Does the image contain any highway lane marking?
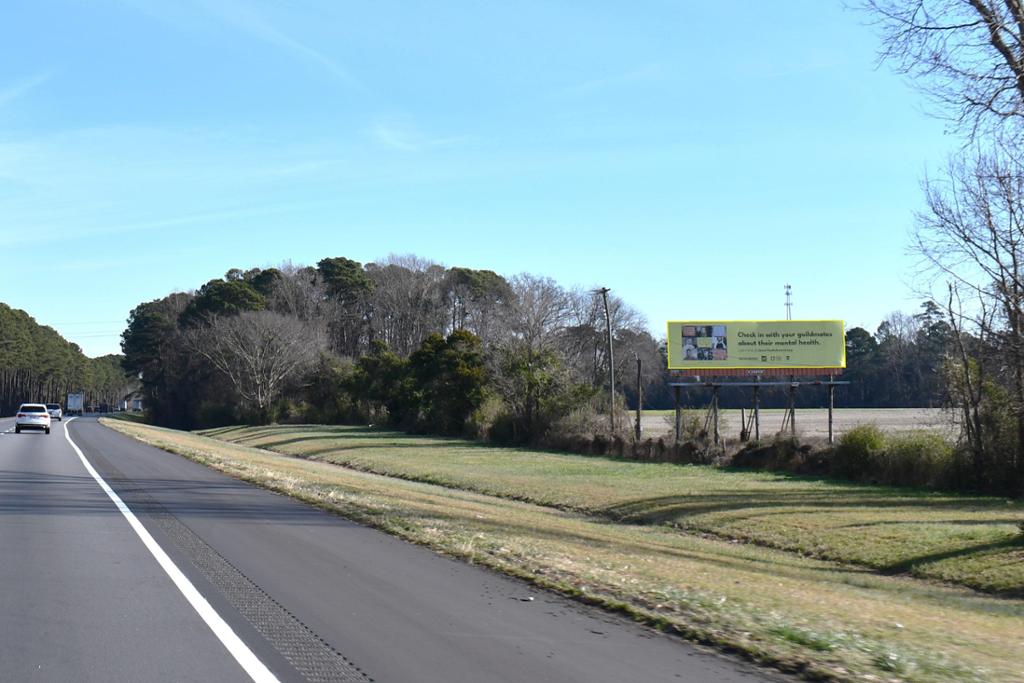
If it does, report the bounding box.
[62,418,279,683]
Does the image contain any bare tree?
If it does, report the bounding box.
[365,254,447,357]
[186,311,323,418]
[859,0,1024,139]
[557,286,647,387]
[268,262,330,322]
[945,284,997,479]
[915,149,1024,487]
[507,274,571,353]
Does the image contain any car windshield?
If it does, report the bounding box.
[46,404,60,409]
[20,405,46,413]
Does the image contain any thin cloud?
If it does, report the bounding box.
[199,0,358,86]
[372,123,420,151]
[371,119,468,152]
[0,200,309,248]
[0,72,53,109]
[117,0,358,86]
[559,63,664,98]
[38,258,137,273]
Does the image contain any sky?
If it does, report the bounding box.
[0,0,953,357]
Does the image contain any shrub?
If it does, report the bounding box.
[490,346,600,444]
[880,431,955,488]
[466,394,505,441]
[547,404,606,443]
[830,425,957,489]
[833,424,885,480]
[660,410,705,442]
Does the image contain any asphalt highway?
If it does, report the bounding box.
[0,416,784,682]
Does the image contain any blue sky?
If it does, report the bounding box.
[0,1,950,357]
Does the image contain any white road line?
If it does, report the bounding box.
[62,418,279,683]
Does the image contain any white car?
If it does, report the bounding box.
[15,404,51,434]
[46,403,63,421]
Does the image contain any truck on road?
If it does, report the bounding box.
[66,393,85,416]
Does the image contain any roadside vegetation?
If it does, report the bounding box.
[119,260,1017,493]
[201,423,1024,596]
[105,418,1024,683]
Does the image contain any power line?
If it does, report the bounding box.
[49,321,124,327]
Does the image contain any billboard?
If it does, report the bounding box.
[666,320,845,370]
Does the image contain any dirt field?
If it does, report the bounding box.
[641,407,958,441]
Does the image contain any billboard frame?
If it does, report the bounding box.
[666,319,846,374]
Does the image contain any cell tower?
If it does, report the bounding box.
[784,284,792,320]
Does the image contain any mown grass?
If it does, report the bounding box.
[105,419,1024,683]
[200,424,1024,595]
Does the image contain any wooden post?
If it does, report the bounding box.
[634,355,642,441]
[788,378,797,437]
[754,379,760,442]
[712,385,720,445]
[598,288,615,432]
[828,374,835,445]
[673,385,682,444]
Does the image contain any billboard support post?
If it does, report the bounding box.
[785,381,797,436]
[669,380,849,444]
[753,379,761,441]
[712,386,720,445]
[635,355,642,441]
[828,374,835,444]
[673,385,681,444]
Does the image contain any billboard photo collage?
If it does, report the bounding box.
[681,324,727,361]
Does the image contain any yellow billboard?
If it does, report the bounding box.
[666,320,845,370]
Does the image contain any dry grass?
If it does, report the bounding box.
[105,419,1024,683]
[640,408,957,440]
[201,424,1024,595]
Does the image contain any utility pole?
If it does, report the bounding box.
[785,284,793,320]
[597,287,615,432]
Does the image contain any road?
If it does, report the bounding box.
[0,416,783,682]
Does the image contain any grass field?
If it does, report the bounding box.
[201,424,1024,595]
[103,419,1024,683]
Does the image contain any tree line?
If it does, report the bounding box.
[0,303,128,415]
[120,256,960,443]
[120,257,664,438]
